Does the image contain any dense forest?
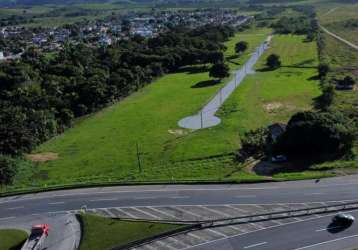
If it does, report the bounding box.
[0,25,233,165]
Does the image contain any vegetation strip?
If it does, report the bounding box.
[77,213,191,250]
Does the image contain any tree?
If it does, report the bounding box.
[341,76,355,87]
[318,63,329,78]
[237,127,269,161]
[209,63,230,80]
[0,155,17,187]
[266,54,281,69]
[235,41,248,54]
[274,111,354,159]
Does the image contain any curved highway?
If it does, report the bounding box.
[1,175,358,249]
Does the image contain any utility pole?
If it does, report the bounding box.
[136,142,142,173]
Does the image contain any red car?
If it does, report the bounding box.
[30,224,49,239]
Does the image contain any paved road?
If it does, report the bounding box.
[2,175,358,249]
[178,36,272,129]
[0,213,80,250]
[319,24,358,50]
[2,175,358,218]
[190,210,358,250]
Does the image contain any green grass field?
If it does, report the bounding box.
[0,229,28,250]
[78,213,185,250]
[7,29,325,190]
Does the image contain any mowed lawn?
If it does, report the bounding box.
[22,28,270,187]
[78,214,185,250]
[0,229,28,250]
[169,35,321,161]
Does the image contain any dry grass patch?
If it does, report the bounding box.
[26,152,59,162]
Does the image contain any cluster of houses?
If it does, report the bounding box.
[0,9,250,60]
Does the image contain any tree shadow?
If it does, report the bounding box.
[191,79,220,88]
[227,59,241,66]
[256,67,278,72]
[227,54,239,60]
[307,75,320,81]
[177,65,208,74]
[326,221,352,234]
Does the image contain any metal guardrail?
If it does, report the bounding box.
[201,201,358,228]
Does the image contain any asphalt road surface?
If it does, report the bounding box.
[190,210,358,250]
[2,175,358,249]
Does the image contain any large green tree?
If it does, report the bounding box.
[275,111,354,158]
[209,63,230,80]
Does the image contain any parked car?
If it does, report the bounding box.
[271,155,287,163]
[332,213,355,225]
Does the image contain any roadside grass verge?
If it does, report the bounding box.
[77,213,187,250]
[0,229,28,250]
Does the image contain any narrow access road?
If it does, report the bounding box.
[319,24,358,50]
[178,35,272,129]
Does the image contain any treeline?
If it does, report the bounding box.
[271,6,317,40]
[0,25,233,159]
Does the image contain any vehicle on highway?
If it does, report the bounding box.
[21,224,49,250]
[332,213,355,225]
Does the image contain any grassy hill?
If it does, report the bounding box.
[4,28,328,192]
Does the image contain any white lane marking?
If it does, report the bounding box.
[117,208,137,218]
[133,196,156,200]
[226,205,249,214]
[89,198,117,202]
[167,236,190,247]
[244,242,267,249]
[174,206,203,219]
[0,216,16,220]
[7,206,24,210]
[206,228,228,238]
[155,239,177,250]
[147,207,178,219]
[169,196,190,199]
[199,205,232,217]
[236,195,257,198]
[304,193,323,196]
[250,223,265,230]
[315,225,342,232]
[188,232,206,241]
[293,234,358,250]
[131,207,161,219]
[31,213,41,216]
[100,209,116,217]
[48,202,65,205]
[181,209,358,250]
[0,186,280,204]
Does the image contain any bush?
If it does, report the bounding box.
[237,127,270,161]
[266,54,281,69]
[0,155,18,186]
[274,111,354,159]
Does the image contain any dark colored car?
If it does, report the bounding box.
[332,213,355,225]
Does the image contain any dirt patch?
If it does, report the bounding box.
[26,152,59,162]
[168,129,189,136]
[263,102,283,112]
